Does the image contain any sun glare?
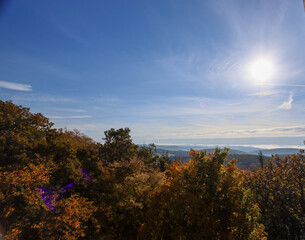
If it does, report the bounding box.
[249,57,275,83]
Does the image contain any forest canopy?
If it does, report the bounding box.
[0,100,305,239]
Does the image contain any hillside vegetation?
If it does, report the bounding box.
[156,148,264,170]
[1,100,305,239]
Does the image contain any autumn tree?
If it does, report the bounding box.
[0,101,98,239]
[0,164,96,240]
[246,153,305,239]
[0,101,170,239]
[85,137,167,238]
[139,148,266,240]
[0,101,272,240]
[88,156,165,239]
[0,100,54,168]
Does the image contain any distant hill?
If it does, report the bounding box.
[155,145,263,153]
[251,148,302,156]
[227,154,270,170]
[153,145,304,170]
[155,147,276,170]
[154,145,190,151]
[155,145,304,155]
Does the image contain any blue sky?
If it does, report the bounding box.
[1,0,305,146]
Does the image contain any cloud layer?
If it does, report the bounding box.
[0,81,32,91]
[48,116,92,119]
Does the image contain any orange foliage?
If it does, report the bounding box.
[140,148,266,240]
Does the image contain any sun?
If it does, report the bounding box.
[249,57,275,83]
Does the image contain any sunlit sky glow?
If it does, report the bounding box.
[0,0,305,146]
[249,57,275,83]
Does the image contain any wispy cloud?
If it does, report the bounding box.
[10,94,74,103]
[48,115,92,119]
[135,124,305,140]
[261,83,305,88]
[251,90,285,96]
[52,107,86,113]
[46,13,90,48]
[208,53,242,78]
[0,80,32,91]
[212,125,305,136]
[278,95,293,110]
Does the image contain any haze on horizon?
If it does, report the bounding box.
[0,0,305,146]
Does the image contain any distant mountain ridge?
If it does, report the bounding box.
[250,148,302,156]
[150,145,304,170]
[153,145,304,156]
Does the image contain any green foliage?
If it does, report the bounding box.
[157,153,171,172]
[100,129,170,171]
[100,127,138,163]
[137,143,159,166]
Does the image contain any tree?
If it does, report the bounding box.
[137,143,159,167]
[157,152,171,172]
[86,156,165,239]
[139,148,266,239]
[100,128,138,163]
[246,153,305,239]
[0,101,98,239]
[0,163,51,239]
[257,151,264,168]
[0,100,54,168]
[1,101,271,239]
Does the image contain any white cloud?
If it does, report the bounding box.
[131,124,305,141]
[52,107,85,113]
[251,90,284,96]
[0,80,32,91]
[48,115,92,119]
[208,125,305,136]
[261,83,305,88]
[278,95,293,110]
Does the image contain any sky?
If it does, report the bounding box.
[0,0,305,146]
